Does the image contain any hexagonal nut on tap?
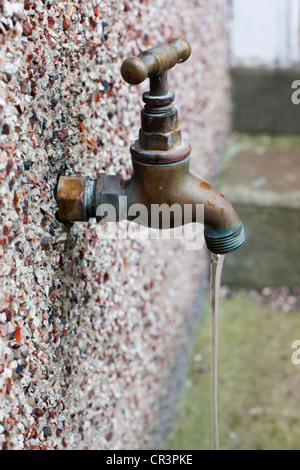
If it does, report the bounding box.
[55,176,95,222]
[139,128,182,151]
[94,174,124,224]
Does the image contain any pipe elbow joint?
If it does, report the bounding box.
[120,159,245,255]
[188,174,245,254]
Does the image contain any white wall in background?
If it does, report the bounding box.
[229,0,300,67]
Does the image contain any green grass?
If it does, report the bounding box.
[168,295,300,450]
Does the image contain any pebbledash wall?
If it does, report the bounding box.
[0,0,230,450]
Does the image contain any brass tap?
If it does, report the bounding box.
[55,38,245,254]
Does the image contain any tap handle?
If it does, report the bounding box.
[121,38,191,85]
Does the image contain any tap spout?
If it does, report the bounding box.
[122,155,245,254]
[184,170,245,254]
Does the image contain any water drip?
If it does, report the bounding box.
[210,253,226,450]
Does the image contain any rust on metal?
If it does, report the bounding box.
[56,176,88,222]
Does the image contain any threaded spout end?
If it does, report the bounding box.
[205,225,246,255]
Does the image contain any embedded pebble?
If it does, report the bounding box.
[0,0,230,450]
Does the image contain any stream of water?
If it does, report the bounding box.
[210,253,226,451]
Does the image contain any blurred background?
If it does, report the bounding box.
[169,0,300,450]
